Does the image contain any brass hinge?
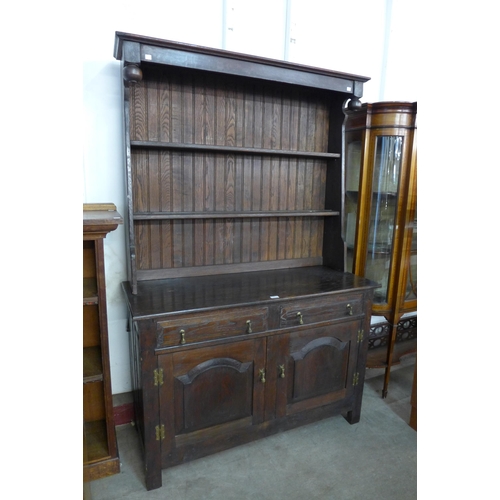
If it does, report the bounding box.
[353,372,360,386]
[155,424,165,441]
[357,330,364,343]
[154,368,164,386]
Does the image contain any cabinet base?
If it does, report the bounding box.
[144,398,362,491]
[83,456,120,482]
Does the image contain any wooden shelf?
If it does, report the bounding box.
[84,347,103,383]
[84,419,121,482]
[133,210,339,220]
[84,420,109,463]
[366,338,417,369]
[83,278,98,303]
[130,140,340,159]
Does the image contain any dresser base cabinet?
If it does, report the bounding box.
[123,267,376,490]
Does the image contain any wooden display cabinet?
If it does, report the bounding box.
[343,101,417,397]
[114,32,378,491]
[83,203,122,482]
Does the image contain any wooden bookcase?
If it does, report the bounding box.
[114,32,378,490]
[83,204,122,482]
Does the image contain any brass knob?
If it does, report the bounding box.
[259,368,266,383]
[279,364,285,378]
[297,312,303,325]
[346,304,353,316]
[246,320,252,334]
[180,329,186,344]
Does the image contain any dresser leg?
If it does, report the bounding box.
[343,400,362,424]
[145,468,162,491]
[344,410,360,424]
[143,428,162,490]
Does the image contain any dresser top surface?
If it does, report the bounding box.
[123,266,378,320]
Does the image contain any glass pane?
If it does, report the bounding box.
[344,140,362,273]
[405,209,417,301]
[365,136,403,304]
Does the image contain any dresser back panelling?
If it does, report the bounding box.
[128,66,332,278]
[131,152,327,213]
[129,67,330,150]
[133,216,325,272]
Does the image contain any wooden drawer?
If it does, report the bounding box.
[279,293,364,328]
[157,306,269,348]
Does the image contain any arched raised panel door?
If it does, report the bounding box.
[158,338,266,466]
[291,336,349,401]
[175,357,254,433]
[275,321,361,418]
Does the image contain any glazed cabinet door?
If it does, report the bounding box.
[270,320,362,419]
[157,338,266,466]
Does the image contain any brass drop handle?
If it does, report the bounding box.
[297,312,303,325]
[246,320,252,334]
[259,368,266,383]
[279,364,285,378]
[346,304,353,316]
[180,329,186,344]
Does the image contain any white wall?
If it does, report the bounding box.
[83,0,226,395]
[82,0,418,395]
[380,0,417,101]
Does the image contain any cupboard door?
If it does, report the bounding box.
[273,321,361,418]
[158,338,266,459]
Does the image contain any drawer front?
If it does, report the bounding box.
[157,306,269,348]
[279,293,364,328]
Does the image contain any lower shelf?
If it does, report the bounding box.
[84,420,109,462]
[366,338,417,369]
[83,420,120,482]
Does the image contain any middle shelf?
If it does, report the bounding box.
[84,346,104,383]
[131,141,340,159]
[133,210,339,220]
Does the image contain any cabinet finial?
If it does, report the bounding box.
[123,63,143,84]
[347,98,362,111]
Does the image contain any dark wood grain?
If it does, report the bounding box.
[123,266,376,319]
[171,339,266,432]
[130,73,336,156]
[131,140,331,275]
[115,33,375,491]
